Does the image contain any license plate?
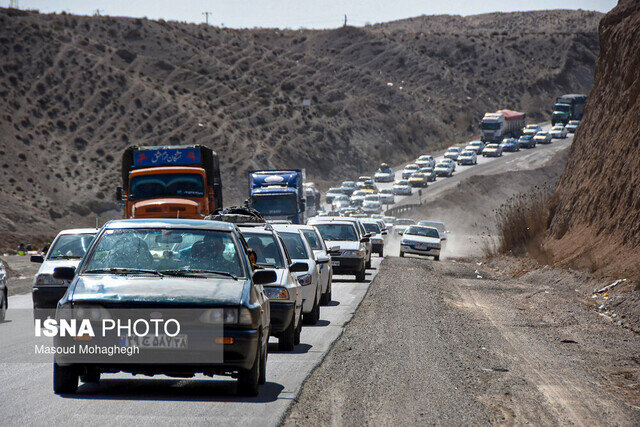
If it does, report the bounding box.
[121,334,188,349]
[331,260,340,267]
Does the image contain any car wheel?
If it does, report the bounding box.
[379,248,384,257]
[53,362,78,394]
[237,342,261,396]
[278,312,296,351]
[303,297,320,325]
[0,291,6,322]
[81,368,100,383]
[399,251,404,258]
[320,281,332,305]
[355,266,366,282]
[434,255,440,261]
[294,311,302,345]
[258,340,267,385]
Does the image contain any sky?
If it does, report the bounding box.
[8,0,617,28]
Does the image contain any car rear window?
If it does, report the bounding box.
[279,232,309,260]
[302,230,323,251]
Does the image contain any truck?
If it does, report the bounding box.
[480,110,526,143]
[248,169,306,224]
[116,145,223,219]
[303,182,322,218]
[551,94,587,125]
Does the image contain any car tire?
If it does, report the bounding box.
[303,297,320,325]
[294,311,302,345]
[53,362,78,394]
[434,255,440,261]
[278,312,296,351]
[378,248,384,257]
[0,291,6,322]
[355,266,366,282]
[320,281,332,305]
[258,341,267,385]
[237,342,261,396]
[399,251,404,258]
[81,369,100,383]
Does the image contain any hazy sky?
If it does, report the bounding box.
[11,1,617,28]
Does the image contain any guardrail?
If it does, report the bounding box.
[385,203,422,216]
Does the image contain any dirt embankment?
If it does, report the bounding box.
[0,8,601,249]
[547,0,640,281]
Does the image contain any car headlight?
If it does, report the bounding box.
[200,308,252,325]
[35,274,65,286]
[342,250,365,257]
[73,305,112,321]
[297,274,313,286]
[264,287,290,300]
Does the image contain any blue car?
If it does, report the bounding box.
[500,138,520,152]
[517,134,536,149]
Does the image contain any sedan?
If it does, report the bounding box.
[400,225,442,260]
[465,141,485,155]
[340,181,357,196]
[444,147,462,161]
[408,172,429,187]
[325,188,344,204]
[362,200,383,215]
[356,176,373,188]
[483,143,503,157]
[401,164,420,179]
[419,166,437,181]
[378,188,395,205]
[500,138,520,152]
[415,155,436,168]
[350,190,367,206]
[374,164,395,183]
[434,162,454,177]
[533,131,552,144]
[549,125,568,139]
[565,120,580,133]
[393,180,412,195]
[457,150,477,165]
[518,134,536,149]
[524,124,542,133]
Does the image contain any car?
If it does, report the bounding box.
[356,176,373,188]
[524,124,542,133]
[308,219,368,281]
[565,120,580,133]
[371,214,385,220]
[457,150,478,165]
[51,218,273,396]
[331,194,350,211]
[549,125,568,139]
[383,216,397,230]
[517,134,536,149]
[415,155,436,168]
[362,200,383,215]
[374,163,395,183]
[364,194,381,203]
[465,141,485,155]
[362,219,385,257]
[483,143,503,157]
[400,225,442,260]
[325,188,344,204]
[434,161,454,177]
[533,131,552,144]
[500,138,520,152]
[408,172,429,187]
[350,190,367,206]
[0,260,7,321]
[240,225,304,351]
[419,166,437,181]
[401,164,420,179]
[378,188,395,205]
[340,181,357,196]
[272,225,323,326]
[31,228,98,319]
[339,206,361,217]
[394,218,415,235]
[361,185,378,194]
[440,158,456,171]
[289,224,337,306]
[416,220,448,250]
[444,147,462,161]
[393,179,412,195]
[312,216,372,268]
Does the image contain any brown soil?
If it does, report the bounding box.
[547,0,640,281]
[0,8,601,249]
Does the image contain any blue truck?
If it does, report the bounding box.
[248,169,306,224]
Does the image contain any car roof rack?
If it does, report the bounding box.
[206,205,272,230]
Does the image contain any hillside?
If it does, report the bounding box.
[0,8,601,248]
[547,0,640,280]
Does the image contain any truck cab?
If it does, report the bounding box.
[249,170,306,224]
[480,113,505,143]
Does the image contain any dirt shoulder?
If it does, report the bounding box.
[282,257,640,425]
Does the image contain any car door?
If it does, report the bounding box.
[238,231,270,333]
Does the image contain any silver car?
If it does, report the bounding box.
[444,147,462,161]
[533,131,552,144]
[362,219,385,257]
[401,164,420,179]
[465,141,485,155]
[434,161,454,177]
[457,150,477,165]
[378,188,395,205]
[482,143,503,157]
[393,179,412,195]
[565,120,580,133]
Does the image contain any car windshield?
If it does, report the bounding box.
[243,232,284,268]
[447,148,459,153]
[555,104,571,112]
[315,223,358,241]
[481,122,501,130]
[279,232,309,260]
[252,194,298,216]
[130,173,204,200]
[82,228,244,277]
[363,223,381,234]
[381,189,393,194]
[342,182,355,187]
[405,226,440,238]
[48,233,96,260]
[397,219,414,225]
[377,167,391,173]
[302,230,323,251]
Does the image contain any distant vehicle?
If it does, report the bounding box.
[331,194,350,211]
[533,131,552,144]
[325,188,344,204]
[360,181,378,193]
[401,164,420,179]
[483,143,503,157]
[549,125,568,139]
[362,200,383,215]
[362,220,385,257]
[440,158,456,171]
[419,166,437,181]
[565,120,580,133]
[408,172,429,187]
[434,162,454,177]
[394,218,415,235]
[364,194,381,203]
[393,180,412,195]
[340,206,362,216]
[31,228,98,319]
[400,225,442,260]
[340,181,357,196]
[518,134,536,149]
[374,163,395,183]
[378,188,395,205]
[480,110,526,143]
[308,219,368,281]
[552,94,587,125]
[415,155,436,168]
[356,176,373,188]
[383,216,397,229]
[0,259,7,322]
[249,169,306,224]
[500,138,520,152]
[457,150,478,165]
[465,141,485,155]
[350,190,368,206]
[524,124,542,133]
[304,182,322,218]
[444,147,462,161]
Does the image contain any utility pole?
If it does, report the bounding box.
[344,14,347,27]
[202,11,212,25]
[93,9,102,16]
[9,0,19,8]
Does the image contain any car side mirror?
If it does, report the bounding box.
[253,269,277,285]
[316,255,330,264]
[289,262,308,273]
[53,266,76,282]
[382,230,387,235]
[31,255,44,263]
[360,237,370,243]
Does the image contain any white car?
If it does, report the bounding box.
[350,190,367,206]
[362,200,383,215]
[400,225,442,260]
[31,228,98,318]
[434,161,454,177]
[297,225,337,306]
[362,219,385,257]
[393,179,412,195]
[444,147,462,161]
[465,141,485,155]
[331,194,350,211]
[394,218,415,235]
[482,143,503,157]
[308,219,368,281]
[533,131,552,144]
[457,150,477,165]
[417,220,448,250]
[415,155,436,168]
[549,125,568,139]
[524,124,542,133]
[272,224,323,325]
[565,120,580,133]
[374,165,395,183]
[440,158,456,171]
[378,188,395,205]
[401,164,420,179]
